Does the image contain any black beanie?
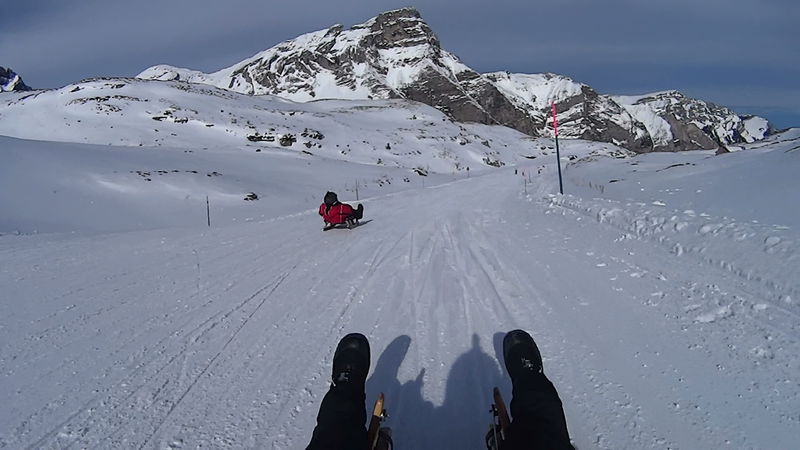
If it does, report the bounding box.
[324,191,338,206]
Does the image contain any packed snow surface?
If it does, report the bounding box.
[1,111,799,448]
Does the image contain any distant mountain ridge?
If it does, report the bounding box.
[137,8,772,152]
[1,66,31,92]
[614,91,771,151]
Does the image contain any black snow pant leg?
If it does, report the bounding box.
[306,385,369,450]
[503,373,573,450]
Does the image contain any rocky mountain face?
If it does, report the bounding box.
[485,72,653,152]
[140,9,539,137]
[614,91,772,151]
[138,8,771,153]
[1,67,31,92]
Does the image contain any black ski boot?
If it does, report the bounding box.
[499,330,575,450]
[332,333,371,392]
[503,329,543,388]
[306,334,372,450]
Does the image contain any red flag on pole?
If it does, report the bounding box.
[551,102,558,137]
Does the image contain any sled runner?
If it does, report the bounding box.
[486,387,510,450]
[367,393,393,450]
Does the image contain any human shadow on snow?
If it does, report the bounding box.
[365,333,512,449]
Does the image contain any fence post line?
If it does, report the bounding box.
[206,196,211,227]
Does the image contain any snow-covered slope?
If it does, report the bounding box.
[486,72,584,112]
[563,128,800,226]
[0,134,457,234]
[1,131,798,448]
[0,76,572,176]
[0,76,632,234]
[0,134,627,235]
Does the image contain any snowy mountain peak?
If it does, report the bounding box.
[138,9,452,101]
[135,9,773,153]
[136,9,537,134]
[0,66,32,92]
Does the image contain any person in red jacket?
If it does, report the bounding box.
[319,191,363,229]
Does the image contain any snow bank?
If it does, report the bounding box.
[546,194,799,314]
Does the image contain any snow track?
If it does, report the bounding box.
[1,170,798,449]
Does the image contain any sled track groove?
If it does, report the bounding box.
[137,267,295,449]
[462,220,517,326]
[266,234,409,444]
[23,266,294,450]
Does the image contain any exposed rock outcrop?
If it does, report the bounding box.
[1,66,32,92]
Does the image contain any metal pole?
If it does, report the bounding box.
[552,102,564,195]
[555,135,563,195]
[206,196,211,227]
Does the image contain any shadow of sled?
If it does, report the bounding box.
[365,334,507,449]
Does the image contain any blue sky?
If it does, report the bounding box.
[2,0,798,128]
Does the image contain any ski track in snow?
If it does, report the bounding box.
[1,171,799,449]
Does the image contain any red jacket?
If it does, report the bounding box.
[319,202,355,224]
